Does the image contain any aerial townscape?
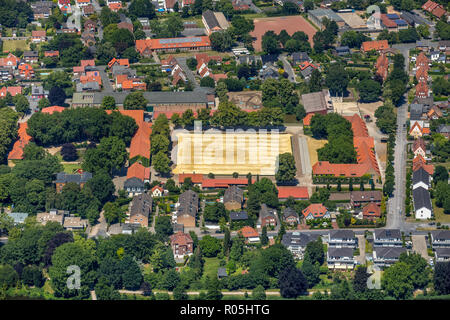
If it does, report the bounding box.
[0,0,449,303]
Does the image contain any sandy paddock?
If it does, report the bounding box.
[173,131,293,175]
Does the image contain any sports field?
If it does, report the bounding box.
[250,15,317,52]
[173,132,292,175]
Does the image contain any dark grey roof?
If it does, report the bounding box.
[124,177,145,188]
[336,46,350,52]
[283,207,298,219]
[282,232,319,247]
[261,54,279,65]
[23,51,38,57]
[217,267,228,277]
[400,11,427,26]
[374,247,407,259]
[409,103,424,120]
[259,203,276,220]
[413,187,432,211]
[301,66,315,78]
[260,66,278,79]
[350,191,382,202]
[431,230,450,241]
[436,248,450,258]
[54,172,93,184]
[329,229,355,240]
[374,229,401,240]
[130,193,152,218]
[413,96,434,107]
[202,10,220,30]
[328,247,353,258]
[412,167,429,186]
[76,81,100,92]
[292,52,309,63]
[230,211,248,221]
[238,55,261,65]
[437,124,450,134]
[177,190,199,218]
[223,185,243,205]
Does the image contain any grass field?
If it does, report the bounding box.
[2,40,29,53]
[305,136,327,166]
[63,163,82,174]
[173,132,293,175]
[201,257,221,282]
[433,199,450,223]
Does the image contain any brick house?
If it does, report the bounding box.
[175,190,199,228]
[259,203,277,227]
[223,185,244,211]
[128,193,152,227]
[170,232,194,259]
[53,172,92,193]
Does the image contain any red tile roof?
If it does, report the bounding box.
[126,161,150,181]
[44,50,59,57]
[416,52,429,69]
[178,173,204,184]
[0,53,20,67]
[8,122,32,160]
[80,70,102,85]
[415,81,429,98]
[277,186,309,199]
[80,59,95,67]
[108,2,122,11]
[375,53,389,81]
[362,202,381,218]
[431,6,446,18]
[170,231,193,246]
[136,36,211,53]
[239,226,259,238]
[380,14,397,28]
[412,138,426,153]
[303,113,314,126]
[108,58,129,69]
[302,203,328,219]
[0,86,22,97]
[41,106,65,114]
[32,30,46,37]
[422,0,439,12]
[202,178,252,188]
[361,40,389,52]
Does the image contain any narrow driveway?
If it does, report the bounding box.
[280,54,297,83]
[356,234,366,265]
[412,234,428,260]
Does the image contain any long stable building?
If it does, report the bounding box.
[136,36,211,56]
[312,114,381,180]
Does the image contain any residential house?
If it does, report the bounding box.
[76,81,100,92]
[0,67,13,82]
[0,53,20,69]
[422,0,447,19]
[76,0,91,7]
[41,106,65,114]
[427,105,443,120]
[7,212,29,225]
[44,51,60,58]
[128,193,152,227]
[291,52,309,65]
[415,66,429,83]
[108,58,130,69]
[437,124,450,138]
[438,40,450,52]
[328,230,357,248]
[31,30,46,43]
[413,138,426,158]
[170,232,194,259]
[410,103,424,121]
[327,247,356,269]
[202,10,230,35]
[81,30,96,47]
[217,268,228,279]
[238,226,260,243]
[84,19,96,32]
[283,207,299,225]
[335,46,350,57]
[373,229,402,247]
[375,52,389,81]
[435,248,450,262]
[223,185,244,211]
[63,216,88,230]
[361,40,389,53]
[301,89,333,116]
[126,162,150,183]
[409,121,429,138]
[124,177,146,197]
[31,85,48,99]
[19,63,35,79]
[151,186,164,197]
[412,167,431,190]
[299,61,318,81]
[415,81,430,99]
[413,186,432,219]
[302,203,330,220]
[230,211,249,223]
[32,6,53,20]
[259,204,277,228]
[23,51,39,64]
[373,247,407,267]
[350,191,383,208]
[431,230,450,248]
[412,154,434,175]
[54,172,93,193]
[259,66,279,80]
[282,232,320,259]
[277,186,309,201]
[176,190,199,228]
[36,210,66,226]
[0,86,22,98]
[82,4,95,16]
[362,202,381,221]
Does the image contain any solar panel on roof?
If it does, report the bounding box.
[159,37,202,44]
[395,19,407,25]
[386,13,399,19]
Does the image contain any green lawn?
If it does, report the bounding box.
[2,40,29,53]
[63,163,82,174]
[433,199,450,223]
[201,257,221,282]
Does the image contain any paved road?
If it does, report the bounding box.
[280,54,297,83]
[97,66,114,93]
[175,57,198,88]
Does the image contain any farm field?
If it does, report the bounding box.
[173,131,292,175]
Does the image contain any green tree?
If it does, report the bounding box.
[325,63,349,96]
[252,285,266,300]
[278,267,307,298]
[358,79,382,103]
[152,151,171,175]
[124,92,148,110]
[275,153,296,183]
[13,94,30,114]
[199,236,222,258]
[210,30,233,52]
[381,262,414,299]
[101,96,116,110]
